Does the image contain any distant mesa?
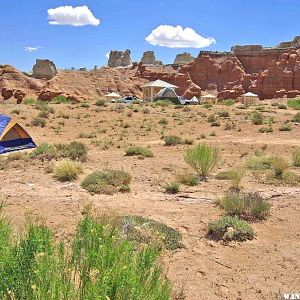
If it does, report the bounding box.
[108,49,132,68]
[141,51,163,65]
[174,52,195,65]
[32,59,57,80]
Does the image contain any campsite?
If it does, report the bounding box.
[0,98,299,299]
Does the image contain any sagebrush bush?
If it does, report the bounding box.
[165,182,180,194]
[216,169,244,190]
[292,150,300,167]
[176,173,198,186]
[31,117,46,127]
[122,215,182,251]
[125,146,154,158]
[246,155,273,171]
[0,210,171,299]
[185,144,221,179]
[31,142,87,161]
[164,135,182,146]
[95,99,106,106]
[278,123,292,131]
[53,159,83,181]
[271,156,289,178]
[220,192,271,220]
[292,112,300,122]
[207,216,255,242]
[251,111,264,125]
[81,169,132,194]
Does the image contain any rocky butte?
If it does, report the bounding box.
[141,51,163,65]
[108,49,132,68]
[174,52,195,65]
[32,59,57,80]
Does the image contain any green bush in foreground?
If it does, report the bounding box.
[81,169,132,194]
[53,159,83,181]
[287,98,300,110]
[125,146,154,158]
[207,216,255,242]
[185,144,221,180]
[0,212,171,299]
[220,192,271,220]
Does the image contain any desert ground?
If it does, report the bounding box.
[1,99,300,300]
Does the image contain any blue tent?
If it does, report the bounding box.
[0,114,36,154]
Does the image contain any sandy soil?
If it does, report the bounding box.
[1,100,300,299]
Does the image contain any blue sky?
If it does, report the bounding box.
[0,0,299,71]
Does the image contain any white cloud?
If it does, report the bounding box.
[47,5,100,26]
[145,25,216,48]
[24,46,39,52]
[106,51,111,59]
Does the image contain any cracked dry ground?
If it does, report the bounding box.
[1,101,300,299]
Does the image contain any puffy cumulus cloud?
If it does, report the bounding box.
[145,25,216,48]
[47,5,100,26]
[24,46,39,52]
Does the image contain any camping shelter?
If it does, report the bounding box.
[201,94,217,104]
[0,114,36,154]
[141,80,178,101]
[155,87,179,103]
[105,92,122,101]
[241,92,259,105]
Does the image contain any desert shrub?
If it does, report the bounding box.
[211,121,221,127]
[287,98,300,110]
[207,216,255,242]
[37,110,50,119]
[207,114,216,123]
[155,100,172,107]
[271,156,289,178]
[282,171,300,185]
[81,169,132,194]
[183,138,194,145]
[122,216,182,251]
[125,146,154,158]
[22,98,35,105]
[6,152,28,161]
[50,95,70,104]
[159,118,168,125]
[0,158,6,170]
[278,104,287,109]
[278,123,292,131]
[80,102,89,108]
[30,142,87,161]
[259,126,273,133]
[185,144,221,179]
[31,117,46,127]
[251,111,263,125]
[220,192,271,220]
[292,112,300,122]
[0,211,171,299]
[164,135,182,146]
[222,99,235,106]
[292,150,300,167]
[216,169,244,190]
[53,159,83,181]
[246,155,273,171]
[216,170,238,180]
[176,173,198,186]
[218,110,229,118]
[95,99,106,106]
[165,182,180,194]
[55,141,87,161]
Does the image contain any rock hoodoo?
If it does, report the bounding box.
[174,52,195,64]
[141,51,156,65]
[32,59,57,80]
[108,49,132,68]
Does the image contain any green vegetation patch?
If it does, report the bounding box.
[81,169,132,195]
[125,146,154,158]
[287,98,300,110]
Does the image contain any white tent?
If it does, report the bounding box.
[185,96,199,105]
[241,92,259,105]
[141,80,178,101]
[105,92,122,101]
[201,94,217,104]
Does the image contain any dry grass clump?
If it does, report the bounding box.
[164,135,182,146]
[207,216,255,242]
[292,150,300,167]
[53,159,83,181]
[165,182,180,194]
[31,117,46,127]
[81,169,132,194]
[176,173,198,186]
